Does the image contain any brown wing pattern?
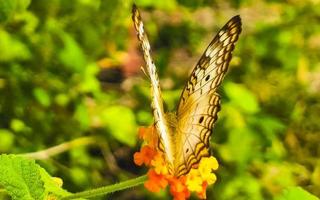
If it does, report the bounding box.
[174,16,242,176]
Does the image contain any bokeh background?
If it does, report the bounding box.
[0,0,320,199]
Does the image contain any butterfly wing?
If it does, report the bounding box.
[174,16,242,176]
[132,5,175,168]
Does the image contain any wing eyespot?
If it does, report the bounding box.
[199,116,204,123]
[205,75,210,81]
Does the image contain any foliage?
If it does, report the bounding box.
[0,0,319,199]
[276,187,319,200]
[0,154,71,200]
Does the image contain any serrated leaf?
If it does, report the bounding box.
[0,154,45,200]
[38,168,71,199]
[0,154,83,200]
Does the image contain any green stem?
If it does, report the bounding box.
[61,175,147,200]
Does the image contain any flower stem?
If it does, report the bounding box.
[61,175,147,200]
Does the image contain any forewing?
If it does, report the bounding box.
[132,5,174,168]
[174,16,242,176]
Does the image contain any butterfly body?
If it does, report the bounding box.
[132,4,241,177]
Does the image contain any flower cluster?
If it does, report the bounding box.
[134,126,219,200]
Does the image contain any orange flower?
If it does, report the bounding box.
[169,176,190,200]
[138,126,158,148]
[144,169,168,192]
[197,182,208,199]
[133,145,156,166]
[138,126,149,140]
[151,152,168,175]
[134,127,219,199]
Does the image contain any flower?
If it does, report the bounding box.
[197,182,208,199]
[133,145,156,166]
[169,176,190,200]
[134,127,219,199]
[138,126,158,149]
[198,157,219,184]
[144,169,168,192]
[151,152,168,175]
[186,169,203,192]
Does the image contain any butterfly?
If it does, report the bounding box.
[132,4,241,177]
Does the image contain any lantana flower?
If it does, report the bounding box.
[133,126,219,199]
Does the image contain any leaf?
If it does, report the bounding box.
[33,88,51,107]
[135,0,177,10]
[0,30,31,61]
[224,82,260,114]
[0,0,30,22]
[276,187,319,200]
[0,129,14,152]
[0,154,80,200]
[102,106,137,146]
[74,103,90,130]
[79,63,100,93]
[0,154,45,200]
[38,168,71,199]
[0,0,15,22]
[219,127,256,166]
[222,174,263,200]
[59,33,86,72]
[10,119,26,132]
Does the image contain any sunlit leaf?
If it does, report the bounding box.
[10,119,26,132]
[0,129,14,152]
[33,87,51,107]
[0,155,85,199]
[59,33,86,72]
[276,187,319,200]
[0,30,31,61]
[102,106,137,147]
[224,82,260,114]
[74,103,90,130]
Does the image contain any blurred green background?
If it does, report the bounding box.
[0,0,319,199]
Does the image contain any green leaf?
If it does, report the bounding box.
[0,154,45,200]
[219,127,256,166]
[59,33,86,72]
[135,0,177,10]
[276,187,319,200]
[79,63,100,93]
[0,30,31,61]
[10,119,26,132]
[102,106,137,146]
[33,87,51,107]
[0,0,30,22]
[222,175,263,200]
[0,129,14,152]
[74,103,90,130]
[38,168,71,199]
[224,82,260,114]
[0,154,79,200]
[0,0,15,22]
